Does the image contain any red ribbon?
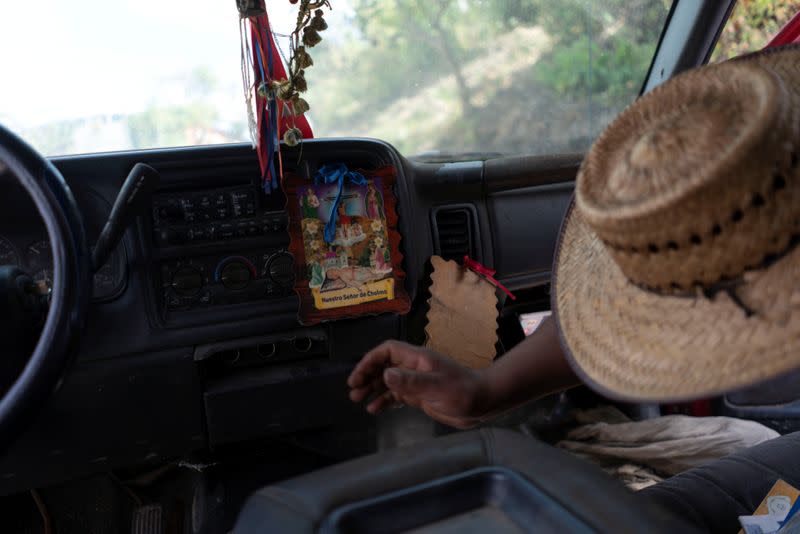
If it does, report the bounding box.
[463,256,516,301]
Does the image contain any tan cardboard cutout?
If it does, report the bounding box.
[425,256,498,369]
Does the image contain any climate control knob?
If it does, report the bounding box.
[171,266,203,297]
[266,252,295,287]
[219,259,253,290]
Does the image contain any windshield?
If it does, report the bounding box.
[0,1,671,159]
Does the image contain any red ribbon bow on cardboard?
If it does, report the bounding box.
[463,256,516,301]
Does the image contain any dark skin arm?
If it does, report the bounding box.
[347,317,580,429]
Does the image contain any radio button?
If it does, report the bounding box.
[159,228,185,245]
[180,198,198,222]
[199,207,214,221]
[246,221,259,236]
[215,206,231,219]
[186,227,205,242]
[219,223,235,239]
[267,216,285,232]
[156,203,183,223]
[231,190,256,218]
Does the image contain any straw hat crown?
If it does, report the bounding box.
[553,45,800,402]
[576,60,800,292]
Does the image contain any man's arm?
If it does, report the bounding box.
[481,317,579,419]
[347,316,580,428]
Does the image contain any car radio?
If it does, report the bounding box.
[151,185,293,312]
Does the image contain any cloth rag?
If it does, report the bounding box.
[556,406,779,488]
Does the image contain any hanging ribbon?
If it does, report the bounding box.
[463,256,516,301]
[239,0,314,194]
[252,27,278,193]
[314,163,367,243]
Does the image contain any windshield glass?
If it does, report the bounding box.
[0,1,671,159]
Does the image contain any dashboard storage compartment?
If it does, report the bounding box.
[203,360,360,446]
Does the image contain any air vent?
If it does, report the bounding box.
[432,205,480,262]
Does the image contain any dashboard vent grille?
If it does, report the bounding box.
[432,205,479,261]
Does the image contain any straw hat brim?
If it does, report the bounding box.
[553,199,800,402]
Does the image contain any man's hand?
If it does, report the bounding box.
[347,341,490,429]
[347,319,581,429]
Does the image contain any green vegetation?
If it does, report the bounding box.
[534,39,655,104]
[305,0,671,157]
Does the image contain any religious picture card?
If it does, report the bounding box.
[285,164,411,324]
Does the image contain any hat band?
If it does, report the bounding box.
[632,232,800,317]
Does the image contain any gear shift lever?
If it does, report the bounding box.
[92,163,160,272]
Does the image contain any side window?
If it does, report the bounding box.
[711,0,800,62]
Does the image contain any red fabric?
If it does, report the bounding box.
[263,18,314,139]
[690,399,712,417]
[250,10,314,142]
[767,9,800,47]
[662,400,712,417]
[463,256,516,301]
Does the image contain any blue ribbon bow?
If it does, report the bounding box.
[314,163,367,243]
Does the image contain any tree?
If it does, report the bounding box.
[712,0,800,62]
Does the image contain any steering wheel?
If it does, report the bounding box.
[0,124,90,454]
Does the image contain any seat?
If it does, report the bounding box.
[234,427,696,533]
[641,430,800,533]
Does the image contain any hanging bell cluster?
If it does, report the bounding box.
[278,3,330,146]
[283,127,303,147]
[303,10,327,46]
[295,46,314,68]
[291,96,310,115]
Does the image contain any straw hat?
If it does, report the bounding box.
[553,44,800,402]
